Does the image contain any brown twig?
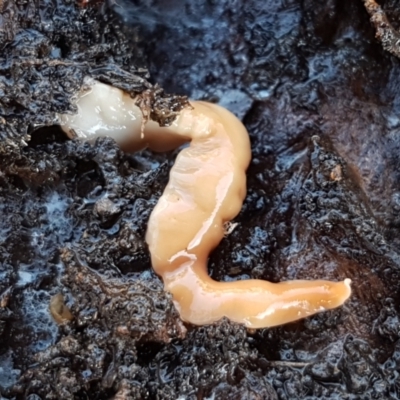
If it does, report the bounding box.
[362,0,400,59]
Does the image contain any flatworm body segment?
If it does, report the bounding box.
[59,79,351,328]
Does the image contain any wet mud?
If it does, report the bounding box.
[1,0,400,399]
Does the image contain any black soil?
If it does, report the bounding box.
[1,0,400,399]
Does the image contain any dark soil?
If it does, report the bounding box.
[1,0,400,399]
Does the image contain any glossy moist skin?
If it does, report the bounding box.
[60,79,351,328]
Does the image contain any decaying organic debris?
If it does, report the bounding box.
[362,0,400,59]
